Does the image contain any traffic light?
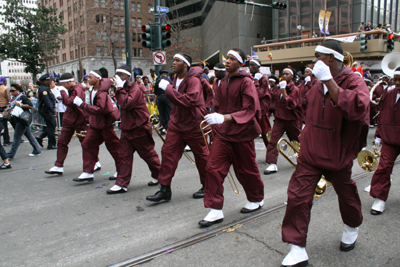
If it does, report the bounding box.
[359,33,367,53]
[387,32,395,52]
[272,2,287,9]
[141,25,153,48]
[161,24,172,48]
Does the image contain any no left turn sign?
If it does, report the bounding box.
[153,51,166,65]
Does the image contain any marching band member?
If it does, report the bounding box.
[198,48,264,227]
[213,63,226,85]
[298,66,318,125]
[249,58,271,150]
[45,73,88,175]
[106,66,161,194]
[369,67,400,215]
[280,41,369,267]
[268,75,280,114]
[264,68,302,175]
[146,53,209,202]
[72,70,120,182]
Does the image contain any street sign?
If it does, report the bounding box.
[156,6,169,13]
[153,51,166,65]
[158,13,167,17]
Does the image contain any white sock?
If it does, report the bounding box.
[341,224,359,244]
[203,209,223,222]
[150,177,158,183]
[109,185,127,191]
[113,172,118,178]
[282,244,308,265]
[371,198,385,212]
[243,200,264,210]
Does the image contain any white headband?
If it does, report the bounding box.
[393,71,400,76]
[90,71,102,80]
[250,59,261,67]
[283,68,294,75]
[227,50,243,64]
[315,45,344,62]
[116,69,131,76]
[268,78,276,82]
[214,67,226,71]
[59,78,74,83]
[173,54,191,67]
[305,67,313,72]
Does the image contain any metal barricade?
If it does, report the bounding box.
[30,100,46,131]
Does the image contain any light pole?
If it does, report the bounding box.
[124,0,131,69]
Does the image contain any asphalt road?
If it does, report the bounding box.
[0,125,398,267]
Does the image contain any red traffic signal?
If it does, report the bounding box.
[162,24,172,31]
[388,33,394,40]
[142,25,151,32]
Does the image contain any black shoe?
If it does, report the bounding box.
[0,163,12,169]
[146,185,172,202]
[240,205,262,214]
[148,180,159,186]
[193,187,205,199]
[370,209,383,215]
[3,142,12,146]
[281,260,309,267]
[107,189,127,194]
[340,241,356,252]
[47,145,58,150]
[73,177,94,182]
[109,176,117,181]
[36,137,43,147]
[198,218,223,227]
[94,166,101,172]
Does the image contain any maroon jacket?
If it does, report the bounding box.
[80,78,118,130]
[375,87,400,146]
[165,66,207,133]
[60,83,88,127]
[213,71,261,142]
[201,77,214,113]
[273,81,301,121]
[299,76,318,121]
[115,82,152,138]
[300,66,370,170]
[269,85,280,113]
[253,75,271,116]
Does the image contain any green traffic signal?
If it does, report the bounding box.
[359,33,368,53]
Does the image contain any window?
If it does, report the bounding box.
[131,2,135,11]
[120,17,124,26]
[70,51,74,60]
[103,46,107,56]
[115,47,120,56]
[75,49,78,58]
[60,11,64,20]
[132,32,136,41]
[62,39,66,49]
[114,16,118,26]
[120,0,124,9]
[96,47,101,56]
[81,47,86,57]
[137,18,142,27]
[114,31,119,41]
[96,31,100,40]
[68,21,72,31]
[95,14,100,23]
[59,0,63,6]
[138,34,141,42]
[121,48,126,55]
[139,48,142,57]
[137,2,141,11]
[114,0,118,9]
[101,0,105,8]
[68,6,71,16]
[103,15,106,24]
[148,4,151,13]
[121,33,125,42]
[132,17,136,27]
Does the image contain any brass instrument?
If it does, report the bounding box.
[343,51,354,67]
[369,80,388,105]
[149,115,195,165]
[357,145,381,172]
[75,130,87,138]
[381,52,400,77]
[277,138,328,198]
[266,131,272,143]
[200,120,240,194]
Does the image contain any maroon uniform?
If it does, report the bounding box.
[204,71,264,209]
[370,88,400,202]
[266,81,302,164]
[80,78,120,174]
[254,75,272,149]
[282,66,369,247]
[55,83,88,167]
[299,76,318,124]
[114,82,161,188]
[157,66,209,187]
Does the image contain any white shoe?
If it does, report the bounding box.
[184,145,191,151]
[45,166,64,174]
[108,185,127,192]
[264,163,278,174]
[29,153,41,157]
[364,185,371,192]
[241,200,264,213]
[341,224,358,245]
[78,172,94,179]
[371,198,385,214]
[203,209,224,222]
[94,161,101,171]
[281,244,309,266]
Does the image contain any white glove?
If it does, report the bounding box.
[374,137,382,147]
[279,80,287,89]
[313,60,333,81]
[204,113,224,125]
[115,75,126,88]
[73,96,83,106]
[254,73,263,81]
[304,76,311,84]
[159,79,170,91]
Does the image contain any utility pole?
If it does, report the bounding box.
[153,0,161,76]
[124,0,131,69]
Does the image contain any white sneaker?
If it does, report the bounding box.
[50,166,64,172]
[203,209,224,222]
[108,185,127,192]
[264,163,278,174]
[184,145,191,151]
[241,200,264,213]
[78,172,94,179]
[94,161,101,171]
[29,153,41,157]
[281,244,309,266]
[341,224,359,245]
[371,198,385,214]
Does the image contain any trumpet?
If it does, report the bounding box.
[200,120,240,194]
[277,137,328,198]
[149,115,195,165]
[75,130,87,138]
[357,145,381,172]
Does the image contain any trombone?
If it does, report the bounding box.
[277,137,328,198]
[200,120,240,194]
[149,115,195,165]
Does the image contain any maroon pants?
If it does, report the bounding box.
[82,126,120,173]
[204,136,264,209]
[116,130,161,188]
[266,118,300,164]
[158,129,209,187]
[370,143,400,201]
[260,112,272,150]
[370,105,378,126]
[282,158,363,247]
[55,122,87,167]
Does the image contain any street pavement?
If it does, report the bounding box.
[0,125,399,267]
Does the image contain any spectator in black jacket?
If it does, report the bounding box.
[154,70,172,133]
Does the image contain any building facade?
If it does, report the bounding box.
[38,0,154,80]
